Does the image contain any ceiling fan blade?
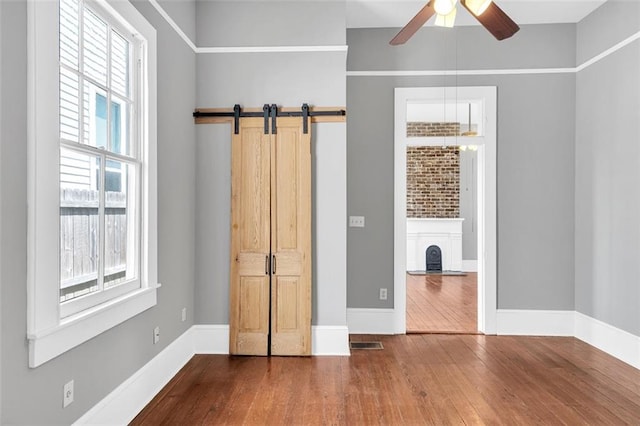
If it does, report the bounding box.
[461,0,519,41]
[389,2,436,45]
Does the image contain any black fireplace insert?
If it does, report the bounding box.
[425,245,442,272]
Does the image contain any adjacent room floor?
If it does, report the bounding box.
[406,272,477,333]
[132,334,640,425]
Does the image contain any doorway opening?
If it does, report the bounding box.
[393,87,497,335]
[405,144,478,333]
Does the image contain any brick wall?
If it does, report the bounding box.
[406,121,461,218]
[407,122,461,137]
[407,146,460,218]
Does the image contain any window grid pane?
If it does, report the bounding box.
[60,67,80,142]
[82,7,108,87]
[111,30,129,98]
[59,0,79,69]
[104,160,136,289]
[60,148,101,302]
[82,82,108,148]
[111,95,130,155]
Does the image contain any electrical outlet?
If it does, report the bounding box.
[379,288,388,300]
[153,326,160,344]
[349,216,365,228]
[181,307,187,322]
[63,380,74,408]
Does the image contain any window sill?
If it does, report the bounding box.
[28,285,160,368]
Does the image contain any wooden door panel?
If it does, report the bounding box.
[274,128,299,250]
[239,126,271,252]
[230,118,271,356]
[271,277,306,354]
[274,277,299,331]
[239,278,267,330]
[238,253,269,276]
[270,117,311,356]
[271,252,302,276]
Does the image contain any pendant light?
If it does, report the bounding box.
[461,103,477,137]
[461,103,478,151]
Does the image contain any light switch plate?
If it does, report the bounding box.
[349,216,365,227]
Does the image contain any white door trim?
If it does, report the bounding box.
[393,86,497,334]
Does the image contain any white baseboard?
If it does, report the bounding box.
[347,308,396,334]
[462,260,478,272]
[575,312,640,370]
[192,324,351,356]
[74,326,195,425]
[192,324,229,354]
[496,309,575,336]
[191,324,350,356]
[312,325,351,355]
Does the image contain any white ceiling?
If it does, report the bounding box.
[346,0,608,28]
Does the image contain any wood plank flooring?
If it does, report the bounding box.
[406,272,477,333]
[131,334,640,425]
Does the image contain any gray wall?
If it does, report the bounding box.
[575,0,640,335]
[576,0,640,64]
[0,0,197,423]
[193,1,347,326]
[195,0,345,47]
[347,25,576,309]
[158,0,196,43]
[347,24,576,71]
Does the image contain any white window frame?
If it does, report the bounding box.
[27,0,158,368]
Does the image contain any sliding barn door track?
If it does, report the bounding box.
[193,103,346,134]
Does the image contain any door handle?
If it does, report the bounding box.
[265,255,269,275]
[272,255,276,274]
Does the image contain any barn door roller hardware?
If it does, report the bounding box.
[193,104,346,134]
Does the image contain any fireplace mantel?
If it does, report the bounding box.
[407,218,464,271]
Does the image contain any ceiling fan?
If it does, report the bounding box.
[390,0,519,45]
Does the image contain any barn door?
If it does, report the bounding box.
[229,117,272,355]
[270,117,311,356]
[229,115,311,356]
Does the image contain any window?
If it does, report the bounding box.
[58,0,140,317]
[27,0,157,368]
[406,100,484,138]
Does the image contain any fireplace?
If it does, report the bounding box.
[425,245,442,272]
[406,218,463,271]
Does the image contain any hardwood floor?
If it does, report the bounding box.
[131,334,640,425]
[406,272,477,333]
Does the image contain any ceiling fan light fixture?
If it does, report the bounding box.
[435,7,457,28]
[464,0,493,16]
[433,0,457,16]
[390,0,518,45]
